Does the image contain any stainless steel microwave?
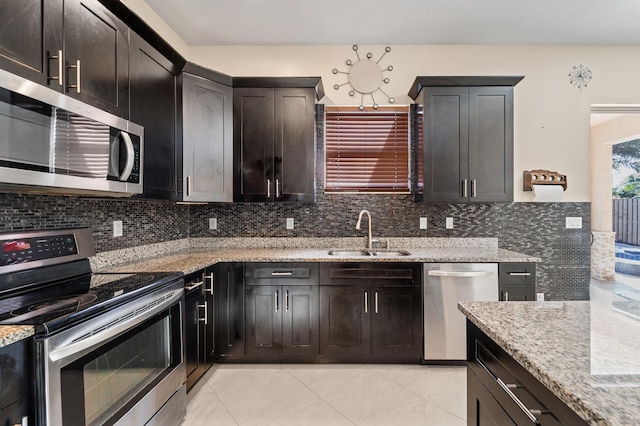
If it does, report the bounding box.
[0,68,143,196]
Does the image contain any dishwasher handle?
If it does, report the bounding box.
[428,270,494,278]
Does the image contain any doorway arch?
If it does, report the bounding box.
[590,104,640,280]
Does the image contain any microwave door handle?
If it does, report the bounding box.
[118,131,135,181]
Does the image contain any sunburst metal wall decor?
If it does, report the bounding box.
[332,45,394,110]
[569,64,592,90]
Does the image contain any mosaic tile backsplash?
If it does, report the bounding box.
[0,191,590,300]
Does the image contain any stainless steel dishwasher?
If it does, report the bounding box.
[423,263,498,362]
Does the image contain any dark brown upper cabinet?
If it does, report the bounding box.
[182,70,233,202]
[130,32,179,200]
[410,76,523,203]
[0,0,129,117]
[233,77,323,203]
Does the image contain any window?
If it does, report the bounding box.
[325,106,410,193]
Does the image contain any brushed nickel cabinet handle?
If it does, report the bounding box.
[267,178,271,198]
[186,176,192,196]
[67,59,80,93]
[503,291,509,301]
[276,178,280,197]
[374,291,378,314]
[364,291,368,314]
[285,290,289,312]
[462,179,468,198]
[472,179,477,197]
[205,273,214,295]
[48,50,63,85]
[271,271,293,276]
[496,378,540,424]
[275,290,279,312]
[198,301,207,324]
[508,272,532,277]
[185,281,204,291]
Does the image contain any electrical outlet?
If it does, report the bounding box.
[445,217,454,229]
[113,220,123,237]
[536,292,545,302]
[286,218,295,230]
[565,217,582,229]
[420,217,428,229]
[209,218,217,230]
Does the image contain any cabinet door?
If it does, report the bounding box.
[129,32,179,200]
[282,285,319,358]
[468,87,513,202]
[234,87,274,202]
[319,286,370,361]
[0,0,63,89]
[64,0,129,117]
[422,87,469,202]
[0,339,32,425]
[500,286,535,301]
[274,88,315,202]
[204,268,216,364]
[185,292,207,391]
[215,263,244,359]
[183,74,233,202]
[371,286,422,361]
[245,285,282,358]
[467,369,517,426]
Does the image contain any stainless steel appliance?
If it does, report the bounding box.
[0,228,185,426]
[423,263,498,362]
[0,68,143,196]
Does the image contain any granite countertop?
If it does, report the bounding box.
[0,325,34,349]
[459,301,640,426]
[101,246,539,275]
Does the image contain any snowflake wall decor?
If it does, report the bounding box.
[569,64,593,90]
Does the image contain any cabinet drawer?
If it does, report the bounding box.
[499,263,536,285]
[320,263,421,286]
[245,263,318,285]
[468,322,587,426]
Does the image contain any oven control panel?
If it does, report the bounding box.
[1,234,77,266]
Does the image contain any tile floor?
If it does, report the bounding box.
[184,364,467,426]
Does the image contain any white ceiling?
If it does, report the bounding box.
[145,0,640,46]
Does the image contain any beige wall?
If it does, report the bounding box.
[128,3,640,203]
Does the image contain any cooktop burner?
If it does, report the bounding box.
[9,294,98,322]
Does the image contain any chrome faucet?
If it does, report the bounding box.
[355,210,373,251]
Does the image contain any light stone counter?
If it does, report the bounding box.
[0,325,34,349]
[459,301,640,426]
[93,237,540,274]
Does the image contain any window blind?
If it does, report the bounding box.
[325,106,410,193]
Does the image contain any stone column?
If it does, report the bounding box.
[591,231,616,280]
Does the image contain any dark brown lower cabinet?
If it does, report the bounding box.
[467,321,587,426]
[245,284,319,361]
[0,338,32,425]
[371,286,422,360]
[319,284,422,362]
[215,263,245,361]
[319,285,371,360]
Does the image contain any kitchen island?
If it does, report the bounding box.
[459,300,640,425]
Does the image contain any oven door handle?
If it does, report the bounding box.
[48,287,183,362]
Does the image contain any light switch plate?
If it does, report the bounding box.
[209,218,217,230]
[536,292,545,302]
[565,217,582,229]
[113,220,123,237]
[286,218,295,230]
[445,217,454,229]
[420,217,428,229]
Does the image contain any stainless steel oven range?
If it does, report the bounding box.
[0,228,186,426]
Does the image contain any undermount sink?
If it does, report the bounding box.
[327,250,372,257]
[327,250,411,257]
